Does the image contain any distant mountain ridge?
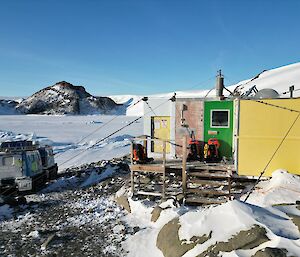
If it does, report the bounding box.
[0,99,20,115]
[13,81,122,115]
[1,62,300,116]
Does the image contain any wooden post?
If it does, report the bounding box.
[227,168,232,200]
[131,170,134,195]
[182,137,187,196]
[162,140,166,165]
[228,176,232,200]
[143,135,148,157]
[130,140,134,195]
[161,140,166,199]
[130,140,134,165]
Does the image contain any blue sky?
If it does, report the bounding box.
[0,0,300,96]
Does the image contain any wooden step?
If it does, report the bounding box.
[231,176,258,183]
[136,191,162,197]
[185,196,228,205]
[130,164,164,173]
[188,171,230,179]
[188,179,229,186]
[186,188,230,196]
[134,181,164,186]
[189,165,235,172]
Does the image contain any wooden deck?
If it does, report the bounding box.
[130,162,237,203]
[130,137,254,205]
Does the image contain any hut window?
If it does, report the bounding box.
[211,110,230,128]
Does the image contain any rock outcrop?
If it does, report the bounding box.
[16,81,121,115]
[156,218,270,257]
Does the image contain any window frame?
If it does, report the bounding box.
[210,109,230,128]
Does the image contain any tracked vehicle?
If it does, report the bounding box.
[0,141,58,195]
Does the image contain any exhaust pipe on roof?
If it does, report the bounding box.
[216,69,224,98]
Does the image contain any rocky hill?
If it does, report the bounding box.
[16,81,122,115]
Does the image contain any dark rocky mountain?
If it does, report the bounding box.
[16,81,122,115]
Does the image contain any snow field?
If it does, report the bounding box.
[0,115,143,171]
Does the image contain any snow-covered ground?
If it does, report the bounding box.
[0,115,142,171]
[1,115,300,256]
[1,163,300,256]
[123,170,300,257]
[0,161,130,256]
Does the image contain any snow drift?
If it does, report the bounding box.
[124,169,300,257]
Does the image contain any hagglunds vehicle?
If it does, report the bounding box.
[0,140,58,195]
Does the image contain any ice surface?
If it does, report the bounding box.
[0,115,142,171]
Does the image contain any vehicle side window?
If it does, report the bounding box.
[15,157,22,167]
[36,153,42,163]
[31,154,38,172]
[47,149,54,156]
[2,156,14,166]
[26,152,40,172]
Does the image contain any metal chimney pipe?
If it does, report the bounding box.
[216,69,224,98]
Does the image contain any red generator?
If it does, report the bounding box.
[132,143,153,164]
[204,138,220,162]
[187,131,202,161]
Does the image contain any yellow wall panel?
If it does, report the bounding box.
[238,99,300,177]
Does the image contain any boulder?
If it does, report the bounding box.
[151,206,163,222]
[115,195,131,213]
[288,214,300,233]
[157,218,210,257]
[252,247,288,257]
[198,225,269,257]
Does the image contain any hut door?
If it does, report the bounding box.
[204,101,234,159]
[151,116,170,153]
